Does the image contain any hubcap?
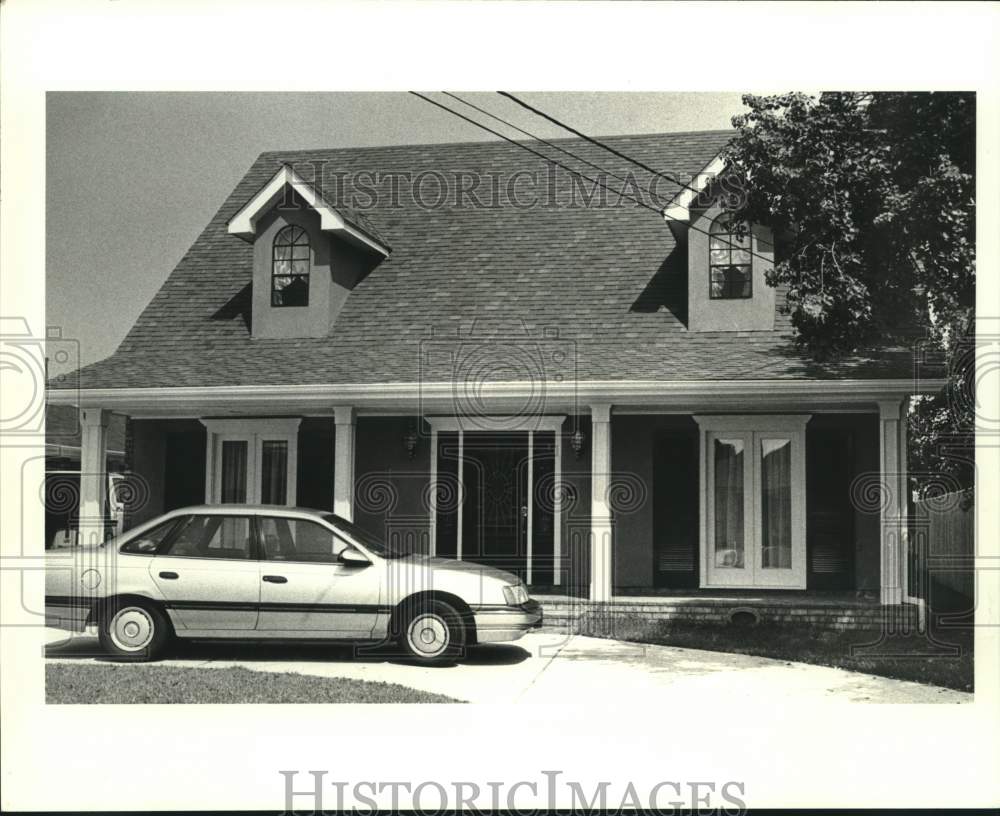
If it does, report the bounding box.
[109,607,155,652]
[407,613,449,658]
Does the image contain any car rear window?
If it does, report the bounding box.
[161,515,254,560]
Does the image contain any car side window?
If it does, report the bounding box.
[120,519,178,555]
[260,517,348,564]
[162,515,253,560]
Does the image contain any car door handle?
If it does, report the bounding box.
[158,571,179,580]
[262,575,287,584]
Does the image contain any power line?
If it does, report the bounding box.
[442,92,637,190]
[409,91,664,215]
[498,91,708,198]
[409,92,774,263]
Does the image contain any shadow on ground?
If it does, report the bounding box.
[45,636,531,668]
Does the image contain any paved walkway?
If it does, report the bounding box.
[44,628,970,704]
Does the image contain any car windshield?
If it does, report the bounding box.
[323,514,413,558]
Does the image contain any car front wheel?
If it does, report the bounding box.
[98,600,171,661]
[399,601,464,664]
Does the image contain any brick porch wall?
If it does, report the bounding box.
[541,598,920,633]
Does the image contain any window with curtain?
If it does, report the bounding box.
[220,441,248,504]
[260,440,289,505]
[713,438,744,568]
[271,225,310,307]
[760,438,792,568]
[708,215,752,299]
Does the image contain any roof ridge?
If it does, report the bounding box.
[256,128,733,159]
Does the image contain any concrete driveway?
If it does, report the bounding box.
[44,628,970,704]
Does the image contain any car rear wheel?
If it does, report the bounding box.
[399,601,464,664]
[98,600,171,661]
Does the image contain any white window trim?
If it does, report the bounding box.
[201,418,302,506]
[693,414,810,590]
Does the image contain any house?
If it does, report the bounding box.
[46,130,942,625]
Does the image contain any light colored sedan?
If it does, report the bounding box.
[45,505,542,664]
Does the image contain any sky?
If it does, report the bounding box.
[46,92,747,373]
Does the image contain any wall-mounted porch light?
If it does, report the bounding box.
[570,428,585,459]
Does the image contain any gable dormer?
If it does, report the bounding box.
[227,164,390,340]
[663,155,776,333]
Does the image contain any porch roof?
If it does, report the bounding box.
[51,130,937,395]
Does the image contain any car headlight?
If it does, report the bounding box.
[502,584,529,606]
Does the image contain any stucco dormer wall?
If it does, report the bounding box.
[251,205,333,340]
[687,202,776,333]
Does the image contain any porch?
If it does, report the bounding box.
[54,380,918,610]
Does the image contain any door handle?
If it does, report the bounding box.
[262,575,288,584]
[158,571,179,580]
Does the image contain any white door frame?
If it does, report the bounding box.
[425,416,566,585]
[201,418,302,506]
[694,414,810,590]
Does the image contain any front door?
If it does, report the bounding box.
[462,432,529,578]
[431,419,564,586]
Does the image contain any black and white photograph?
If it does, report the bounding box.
[1,1,998,812]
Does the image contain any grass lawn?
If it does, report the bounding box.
[46,664,461,704]
[578,616,974,692]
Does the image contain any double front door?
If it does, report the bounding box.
[435,429,557,585]
[697,416,810,589]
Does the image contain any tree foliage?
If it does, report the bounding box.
[723,92,975,496]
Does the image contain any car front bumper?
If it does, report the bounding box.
[472,599,543,643]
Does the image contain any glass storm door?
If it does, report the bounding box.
[431,421,563,587]
[698,417,808,589]
[204,419,300,507]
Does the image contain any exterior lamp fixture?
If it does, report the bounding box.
[570,428,585,459]
[403,422,419,459]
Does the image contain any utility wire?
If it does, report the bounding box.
[409,91,663,215]
[443,92,637,190]
[409,92,774,263]
[498,91,708,198]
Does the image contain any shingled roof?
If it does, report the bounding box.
[64,130,922,391]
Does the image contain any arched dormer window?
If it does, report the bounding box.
[272,225,310,307]
[708,215,752,300]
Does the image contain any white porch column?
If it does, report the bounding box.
[878,399,906,605]
[590,404,613,602]
[333,407,356,521]
[79,408,110,544]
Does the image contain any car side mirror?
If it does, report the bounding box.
[339,547,371,567]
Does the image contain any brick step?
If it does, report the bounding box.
[538,600,918,633]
